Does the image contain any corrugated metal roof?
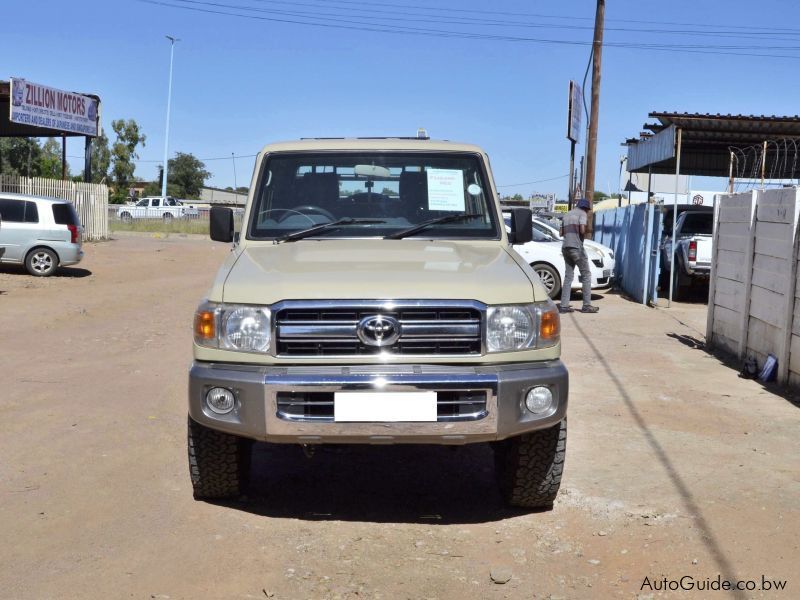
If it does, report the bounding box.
[625,111,800,176]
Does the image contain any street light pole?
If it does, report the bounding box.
[231,152,238,190]
[161,35,179,199]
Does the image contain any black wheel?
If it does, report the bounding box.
[494,419,567,509]
[531,263,562,300]
[120,211,133,223]
[188,416,252,499]
[25,248,58,277]
[162,212,174,222]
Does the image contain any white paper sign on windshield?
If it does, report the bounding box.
[426,169,465,211]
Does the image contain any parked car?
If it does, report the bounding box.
[660,208,713,298]
[504,215,610,300]
[532,216,616,282]
[0,193,83,276]
[117,196,199,222]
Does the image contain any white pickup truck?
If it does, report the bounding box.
[117,196,199,222]
[660,208,713,298]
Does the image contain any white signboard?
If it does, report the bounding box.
[9,78,99,136]
[426,169,465,211]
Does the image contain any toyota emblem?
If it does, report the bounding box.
[357,315,401,347]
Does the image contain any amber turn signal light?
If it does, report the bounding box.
[539,307,560,342]
[194,310,216,341]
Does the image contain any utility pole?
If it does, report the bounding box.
[161,35,179,199]
[584,0,605,221]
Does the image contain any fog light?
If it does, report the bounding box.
[525,386,553,414]
[206,387,236,415]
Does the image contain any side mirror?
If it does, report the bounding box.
[507,208,533,245]
[210,206,234,243]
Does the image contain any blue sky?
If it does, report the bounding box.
[4,0,800,197]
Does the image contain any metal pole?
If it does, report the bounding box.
[84,137,93,183]
[61,133,67,180]
[584,0,605,206]
[760,140,767,189]
[231,152,238,190]
[568,140,576,209]
[728,151,735,193]
[668,128,683,307]
[617,156,624,208]
[161,36,179,199]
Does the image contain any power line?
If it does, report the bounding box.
[67,152,258,163]
[176,0,800,41]
[140,0,800,59]
[497,174,569,188]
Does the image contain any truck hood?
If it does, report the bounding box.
[217,239,542,305]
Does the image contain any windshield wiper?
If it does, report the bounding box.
[274,218,386,243]
[384,213,483,240]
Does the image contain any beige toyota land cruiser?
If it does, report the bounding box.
[188,137,568,508]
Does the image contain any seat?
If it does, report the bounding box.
[294,172,340,217]
[399,171,428,221]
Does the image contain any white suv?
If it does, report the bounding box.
[0,193,84,276]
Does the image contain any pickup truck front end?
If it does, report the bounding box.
[189,299,567,445]
[187,139,569,509]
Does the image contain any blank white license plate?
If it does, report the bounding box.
[334,392,437,422]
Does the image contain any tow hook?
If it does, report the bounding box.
[301,444,316,459]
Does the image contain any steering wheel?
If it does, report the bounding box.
[276,205,335,223]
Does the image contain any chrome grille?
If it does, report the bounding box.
[276,391,488,422]
[274,302,483,356]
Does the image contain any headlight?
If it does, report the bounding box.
[486,301,559,352]
[487,305,535,352]
[194,302,271,353]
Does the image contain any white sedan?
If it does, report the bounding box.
[505,218,612,300]
[532,216,616,280]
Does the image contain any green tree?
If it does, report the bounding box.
[110,119,145,203]
[0,138,42,177]
[590,191,610,202]
[144,174,180,198]
[88,131,111,183]
[164,152,210,199]
[38,138,66,179]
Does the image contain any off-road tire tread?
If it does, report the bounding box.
[495,420,566,508]
[187,416,251,499]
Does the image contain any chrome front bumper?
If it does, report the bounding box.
[188,360,568,444]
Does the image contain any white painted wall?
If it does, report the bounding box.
[706,187,800,385]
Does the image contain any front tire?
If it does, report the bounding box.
[25,248,58,277]
[494,419,567,509]
[163,212,174,222]
[188,416,252,499]
[531,263,562,300]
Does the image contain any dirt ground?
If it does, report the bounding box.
[1,234,797,600]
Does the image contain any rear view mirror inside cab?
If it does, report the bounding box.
[354,164,391,178]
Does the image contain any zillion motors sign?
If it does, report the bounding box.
[9,77,99,137]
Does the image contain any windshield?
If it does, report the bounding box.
[248,152,499,240]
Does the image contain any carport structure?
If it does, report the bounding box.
[0,79,101,181]
[623,112,800,305]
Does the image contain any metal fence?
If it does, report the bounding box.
[0,175,109,240]
[593,203,662,304]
